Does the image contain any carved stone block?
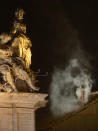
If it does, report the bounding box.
[0,93,47,131]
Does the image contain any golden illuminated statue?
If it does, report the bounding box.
[11,8,32,70]
[0,8,38,92]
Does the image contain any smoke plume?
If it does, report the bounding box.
[50,44,94,117]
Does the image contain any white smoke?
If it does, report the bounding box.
[50,58,94,117]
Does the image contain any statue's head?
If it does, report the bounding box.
[12,8,26,34]
[15,8,25,21]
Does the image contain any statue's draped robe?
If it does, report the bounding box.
[12,34,32,69]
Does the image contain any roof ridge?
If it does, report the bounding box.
[42,96,98,131]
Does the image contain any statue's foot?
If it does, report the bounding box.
[31,86,40,92]
[14,88,18,93]
[34,87,40,91]
[15,90,18,93]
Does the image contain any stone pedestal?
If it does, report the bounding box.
[0,93,47,131]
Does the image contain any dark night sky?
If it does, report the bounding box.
[0,0,98,92]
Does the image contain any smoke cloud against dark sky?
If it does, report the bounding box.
[0,0,98,92]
